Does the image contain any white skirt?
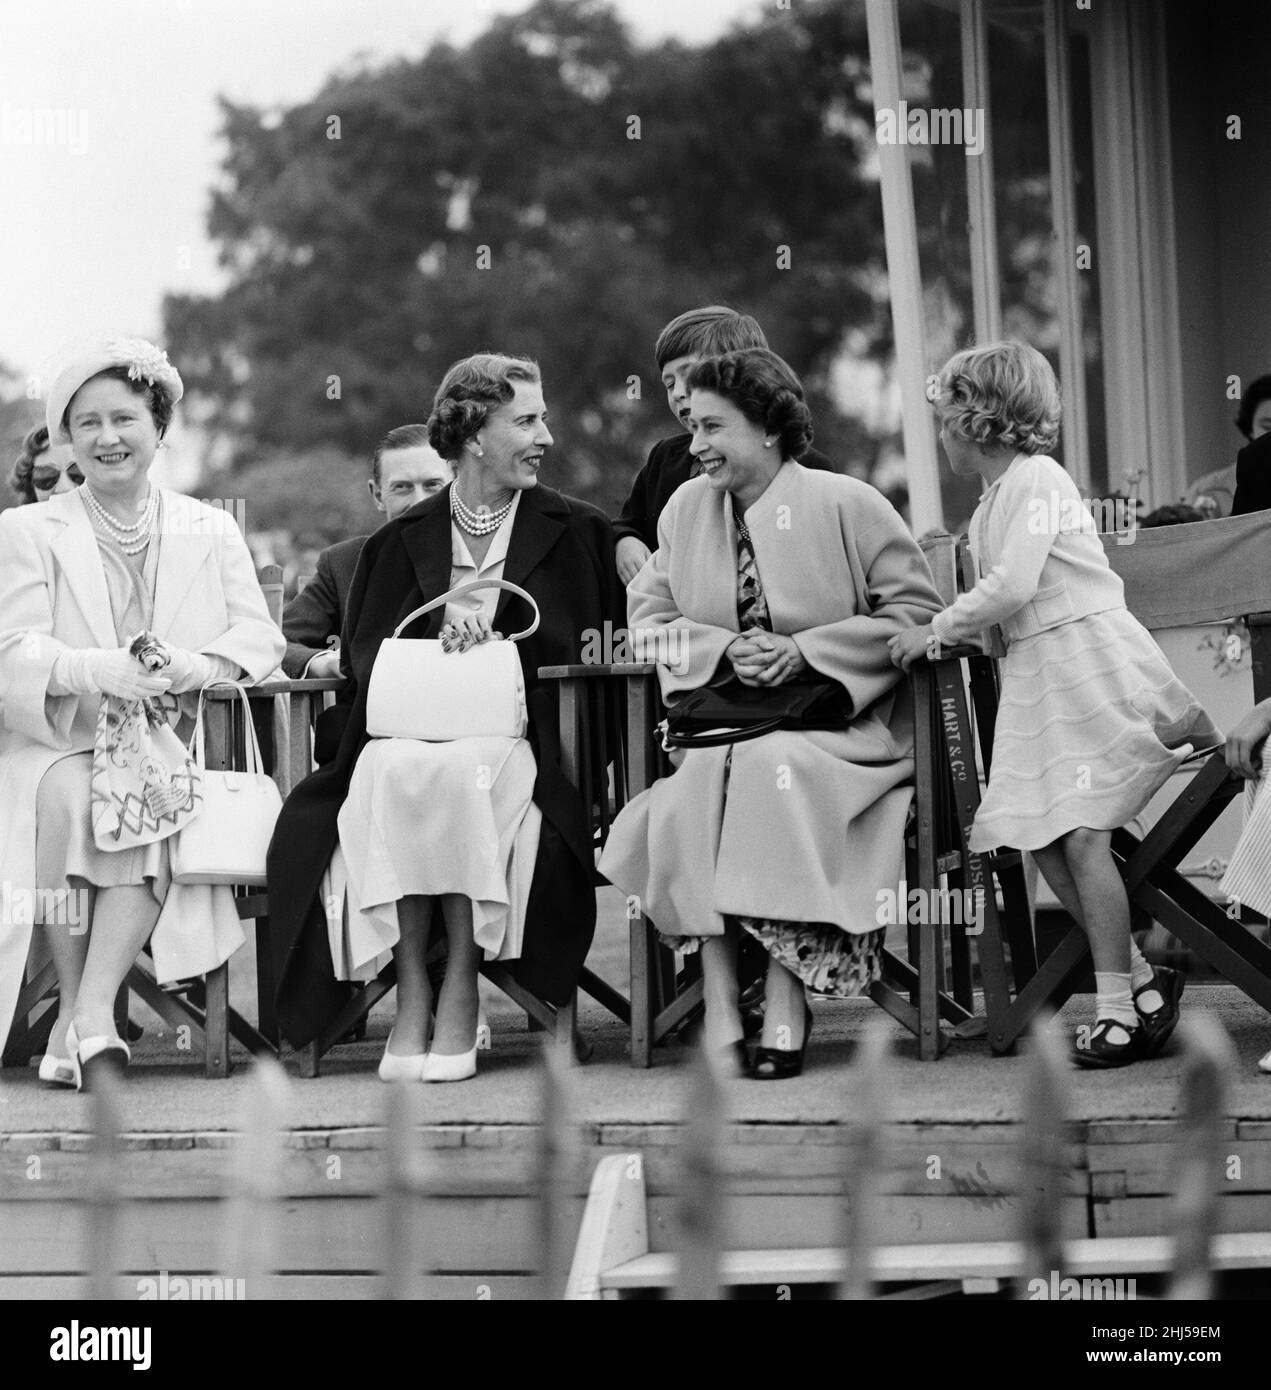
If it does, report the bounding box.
[329,736,541,979]
[969,609,1219,852]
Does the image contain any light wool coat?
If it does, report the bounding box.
[0,489,284,1049]
[598,462,944,940]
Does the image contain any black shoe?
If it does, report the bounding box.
[749,1003,813,1081]
[1133,967,1184,1057]
[1071,1018,1149,1069]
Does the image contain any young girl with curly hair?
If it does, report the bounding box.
[890,341,1220,1068]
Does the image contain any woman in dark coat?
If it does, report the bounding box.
[268,354,622,1076]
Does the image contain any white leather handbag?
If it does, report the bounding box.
[365,579,541,741]
[170,681,283,886]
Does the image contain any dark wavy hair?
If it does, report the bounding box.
[61,366,176,440]
[426,354,541,460]
[654,306,768,372]
[10,423,50,503]
[1236,374,1271,440]
[684,348,814,460]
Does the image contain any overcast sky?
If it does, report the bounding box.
[0,0,763,387]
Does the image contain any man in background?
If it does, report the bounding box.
[282,425,452,679]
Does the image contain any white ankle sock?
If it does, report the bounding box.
[1128,942,1154,992]
[1094,971,1138,1030]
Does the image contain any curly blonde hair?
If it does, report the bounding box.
[936,340,1061,454]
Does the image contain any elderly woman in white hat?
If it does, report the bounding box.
[0,338,283,1088]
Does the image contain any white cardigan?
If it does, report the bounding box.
[931,453,1128,647]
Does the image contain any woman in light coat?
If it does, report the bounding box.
[0,339,283,1087]
[599,349,943,1078]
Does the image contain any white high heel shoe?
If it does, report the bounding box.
[377,1031,427,1083]
[38,1053,76,1088]
[1258,1049,1271,1075]
[65,1020,130,1093]
[421,1041,478,1083]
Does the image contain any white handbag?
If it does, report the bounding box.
[170,681,283,886]
[365,579,541,741]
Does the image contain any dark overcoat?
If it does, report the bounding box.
[268,481,622,1046]
[280,534,367,678]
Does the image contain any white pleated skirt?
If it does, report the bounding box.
[969,609,1220,853]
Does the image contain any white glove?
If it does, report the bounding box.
[304,649,343,679]
[152,644,237,694]
[51,647,172,700]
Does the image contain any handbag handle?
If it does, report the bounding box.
[390,579,541,643]
[188,679,266,775]
[657,715,786,751]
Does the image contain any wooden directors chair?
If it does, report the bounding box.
[536,659,703,1067]
[870,532,1034,1060]
[961,512,1271,1052]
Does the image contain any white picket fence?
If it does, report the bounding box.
[74,1016,1261,1300]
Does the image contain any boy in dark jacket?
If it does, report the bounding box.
[615,305,838,583]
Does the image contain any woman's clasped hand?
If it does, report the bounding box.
[727,630,807,686]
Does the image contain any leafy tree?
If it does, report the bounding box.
[165,0,894,540]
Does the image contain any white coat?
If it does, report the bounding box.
[598,462,945,940]
[0,488,284,1048]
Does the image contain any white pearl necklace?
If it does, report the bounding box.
[451,486,514,536]
[82,484,158,556]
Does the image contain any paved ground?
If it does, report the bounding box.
[4,887,1271,1133]
[4,985,1270,1136]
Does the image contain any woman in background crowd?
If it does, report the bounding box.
[10,424,82,505]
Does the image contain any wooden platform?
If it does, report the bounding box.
[3,984,1271,1299]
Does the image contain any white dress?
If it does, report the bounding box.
[932,457,1219,852]
[327,496,542,979]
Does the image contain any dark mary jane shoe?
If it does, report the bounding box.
[750,1003,813,1081]
[1133,967,1184,1058]
[1071,1018,1149,1070]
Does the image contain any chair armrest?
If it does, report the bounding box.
[203,677,346,698]
[538,663,658,679]
[930,643,990,662]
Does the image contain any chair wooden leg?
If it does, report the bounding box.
[203,962,229,1078]
[912,665,943,1060]
[987,924,1089,1054]
[297,1042,320,1078]
[2,960,60,1067]
[629,915,655,1068]
[254,917,279,1049]
[554,989,579,1065]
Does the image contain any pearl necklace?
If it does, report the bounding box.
[82,484,158,556]
[451,486,514,536]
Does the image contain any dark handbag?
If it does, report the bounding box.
[659,676,853,750]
